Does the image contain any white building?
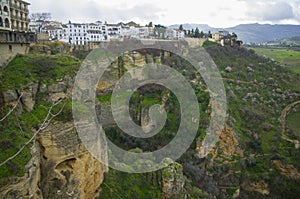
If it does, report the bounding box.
[166,29,184,40]
[36,20,185,45]
[39,21,64,41]
[86,21,107,43]
[122,26,139,38]
[63,22,88,45]
[106,24,122,40]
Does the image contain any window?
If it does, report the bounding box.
[8,44,12,51]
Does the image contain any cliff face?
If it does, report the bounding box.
[162,162,186,199]
[0,68,108,199]
[0,142,42,199]
[38,121,107,199]
[0,122,107,199]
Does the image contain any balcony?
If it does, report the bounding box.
[11,14,18,20]
[9,3,28,13]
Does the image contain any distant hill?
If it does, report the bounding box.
[169,23,300,43]
[169,24,217,32]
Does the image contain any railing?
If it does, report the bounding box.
[11,14,18,20]
[10,15,29,23]
[9,3,29,13]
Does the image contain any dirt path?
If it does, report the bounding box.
[279,100,300,149]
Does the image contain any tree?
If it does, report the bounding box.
[236,40,243,46]
[147,22,153,27]
[208,30,212,38]
[30,12,51,22]
[191,29,194,37]
[179,24,184,31]
[231,32,238,41]
[200,31,204,38]
[194,28,200,38]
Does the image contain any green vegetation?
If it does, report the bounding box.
[100,170,162,199]
[286,106,300,135]
[202,40,217,48]
[1,44,300,198]
[248,47,300,74]
[0,53,79,183]
[0,54,80,91]
[98,94,112,103]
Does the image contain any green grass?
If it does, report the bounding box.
[286,106,300,135]
[248,47,300,74]
[0,54,80,91]
[100,169,162,199]
[141,95,161,107]
[202,40,217,48]
[98,94,112,103]
[0,53,79,184]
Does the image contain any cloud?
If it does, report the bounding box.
[27,0,300,27]
[240,0,299,22]
[28,0,164,23]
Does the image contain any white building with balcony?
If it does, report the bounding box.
[106,23,122,40]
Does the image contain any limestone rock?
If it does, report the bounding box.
[39,84,48,93]
[49,92,66,102]
[21,82,39,111]
[3,90,18,103]
[0,142,42,199]
[48,83,67,93]
[38,121,108,199]
[225,66,232,72]
[162,162,186,199]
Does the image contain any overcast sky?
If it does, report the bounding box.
[26,0,300,28]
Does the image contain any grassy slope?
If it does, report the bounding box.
[0,54,79,184]
[0,46,300,198]
[205,45,300,198]
[286,106,300,136]
[248,47,300,74]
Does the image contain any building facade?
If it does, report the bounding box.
[0,0,33,67]
[33,20,185,46]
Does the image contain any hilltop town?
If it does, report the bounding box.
[0,0,242,67]
[1,1,300,199]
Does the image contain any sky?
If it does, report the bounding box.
[26,0,300,28]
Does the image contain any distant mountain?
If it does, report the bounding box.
[169,23,300,43]
[169,24,217,32]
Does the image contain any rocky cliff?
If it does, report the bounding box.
[1,43,300,199]
[0,54,108,199]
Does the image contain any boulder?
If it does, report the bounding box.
[21,82,39,111]
[48,83,67,93]
[39,84,48,93]
[162,161,186,199]
[3,90,18,103]
[225,66,232,72]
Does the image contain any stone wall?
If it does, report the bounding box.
[0,43,29,68]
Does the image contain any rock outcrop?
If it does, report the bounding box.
[21,82,39,111]
[0,142,42,199]
[162,162,186,199]
[38,121,108,199]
